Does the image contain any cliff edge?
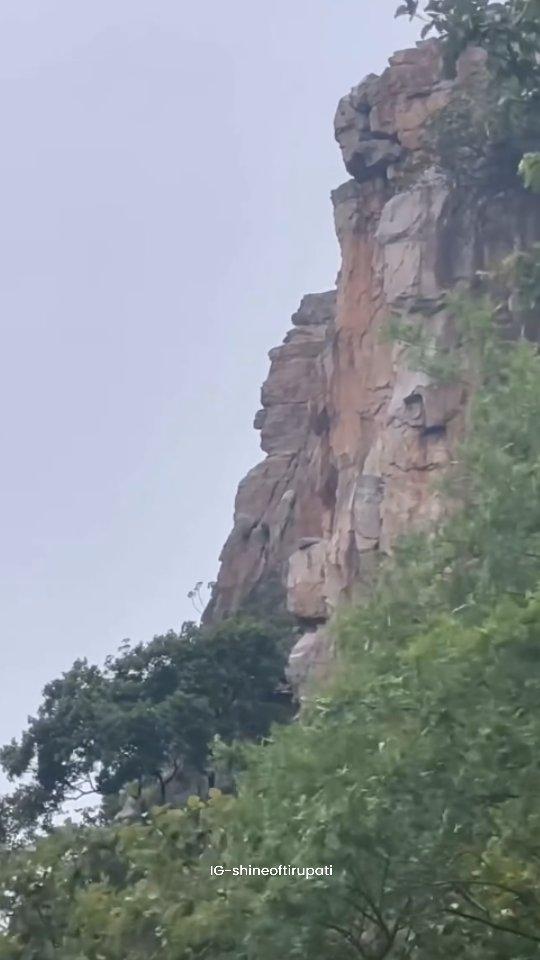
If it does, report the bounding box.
[204,40,540,688]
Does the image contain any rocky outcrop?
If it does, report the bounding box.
[205,40,540,692]
[203,290,337,623]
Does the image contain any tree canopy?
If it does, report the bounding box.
[0,615,293,840]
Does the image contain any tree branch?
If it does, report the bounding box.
[445,907,540,944]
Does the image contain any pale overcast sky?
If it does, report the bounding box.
[0,1,417,749]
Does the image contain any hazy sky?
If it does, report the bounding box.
[0,1,418,750]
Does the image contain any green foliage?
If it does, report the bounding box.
[0,797,236,960]
[384,292,493,384]
[224,592,540,959]
[499,243,540,320]
[0,615,293,839]
[396,2,540,188]
[1,282,540,957]
[396,1,540,91]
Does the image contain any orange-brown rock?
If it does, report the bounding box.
[204,40,540,691]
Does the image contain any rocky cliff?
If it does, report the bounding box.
[205,40,540,687]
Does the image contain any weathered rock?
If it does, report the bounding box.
[338,133,403,184]
[287,541,329,621]
[203,291,336,623]
[334,40,452,179]
[292,291,337,327]
[286,626,334,695]
[298,536,321,550]
[353,475,384,550]
[375,169,451,305]
[205,39,540,694]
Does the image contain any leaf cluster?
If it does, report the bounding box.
[396,0,540,92]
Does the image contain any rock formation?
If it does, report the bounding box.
[204,40,540,690]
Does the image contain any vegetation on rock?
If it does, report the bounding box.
[396,1,540,178]
[397,0,540,92]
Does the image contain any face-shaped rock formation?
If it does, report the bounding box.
[204,40,540,688]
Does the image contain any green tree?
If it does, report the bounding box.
[0,797,239,960]
[0,615,293,840]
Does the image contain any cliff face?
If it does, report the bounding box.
[205,40,540,685]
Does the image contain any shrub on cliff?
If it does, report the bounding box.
[397,0,540,91]
[397,1,540,182]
